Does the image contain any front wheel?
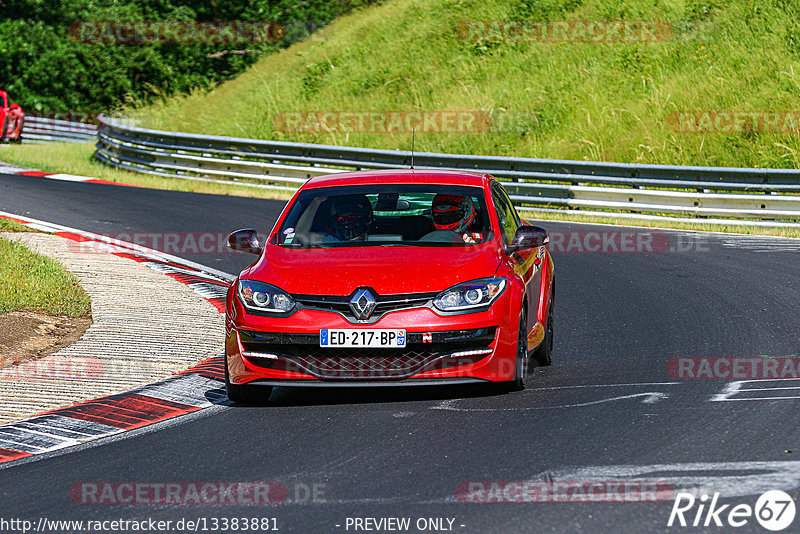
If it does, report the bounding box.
[501,307,529,392]
[224,356,272,404]
[10,117,23,143]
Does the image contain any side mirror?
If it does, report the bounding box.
[507,225,548,253]
[228,228,263,255]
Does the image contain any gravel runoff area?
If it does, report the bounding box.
[0,232,225,424]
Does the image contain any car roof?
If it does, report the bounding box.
[302,169,491,189]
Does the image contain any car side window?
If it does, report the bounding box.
[491,182,520,245]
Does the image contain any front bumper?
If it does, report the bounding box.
[239,327,496,380]
[226,298,519,385]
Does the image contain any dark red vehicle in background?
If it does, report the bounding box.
[0,90,24,143]
[224,169,555,402]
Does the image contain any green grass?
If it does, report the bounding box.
[0,236,91,316]
[0,218,33,232]
[0,143,294,200]
[124,0,800,169]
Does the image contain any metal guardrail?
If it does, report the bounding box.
[22,116,98,144]
[95,115,800,224]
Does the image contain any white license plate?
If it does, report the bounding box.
[320,329,406,348]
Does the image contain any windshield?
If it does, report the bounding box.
[274,184,492,248]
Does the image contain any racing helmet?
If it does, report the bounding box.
[329,194,373,241]
[432,193,476,233]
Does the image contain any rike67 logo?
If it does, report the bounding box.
[668,490,796,531]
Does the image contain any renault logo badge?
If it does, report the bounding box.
[349,288,377,319]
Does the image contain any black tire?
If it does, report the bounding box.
[11,117,23,143]
[224,355,272,404]
[501,307,529,392]
[533,284,554,367]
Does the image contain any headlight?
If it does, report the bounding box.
[237,280,295,314]
[433,277,506,312]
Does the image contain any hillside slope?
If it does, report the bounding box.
[131,0,800,168]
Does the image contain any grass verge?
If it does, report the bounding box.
[0,218,34,232]
[0,236,91,317]
[0,143,294,200]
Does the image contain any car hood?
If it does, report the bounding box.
[244,243,502,295]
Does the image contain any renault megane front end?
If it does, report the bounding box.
[224,169,554,402]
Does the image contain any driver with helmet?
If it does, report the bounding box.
[431,193,478,243]
[323,194,374,242]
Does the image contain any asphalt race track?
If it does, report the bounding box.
[3,172,800,533]
[0,172,280,275]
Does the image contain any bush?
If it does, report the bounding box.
[0,0,378,113]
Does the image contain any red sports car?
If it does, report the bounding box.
[0,91,24,143]
[225,169,555,402]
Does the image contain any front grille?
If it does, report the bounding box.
[240,327,496,380]
[293,291,437,323]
